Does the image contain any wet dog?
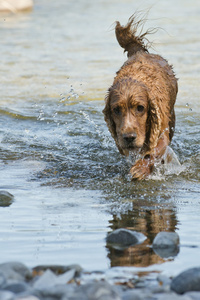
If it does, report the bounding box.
[103,15,178,180]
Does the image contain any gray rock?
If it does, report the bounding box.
[66,281,121,300]
[0,291,15,300]
[185,291,200,299]
[35,284,75,300]
[122,289,153,300]
[0,272,6,287]
[106,229,146,250]
[16,297,40,300]
[0,191,14,207]
[33,269,75,291]
[171,267,200,294]
[0,262,32,281]
[152,232,179,258]
[153,292,192,299]
[3,281,29,294]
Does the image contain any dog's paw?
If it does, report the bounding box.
[130,158,154,181]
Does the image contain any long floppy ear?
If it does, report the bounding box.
[103,90,124,155]
[146,96,162,151]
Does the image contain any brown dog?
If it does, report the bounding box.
[103,15,178,180]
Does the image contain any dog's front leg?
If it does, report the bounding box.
[130,133,169,180]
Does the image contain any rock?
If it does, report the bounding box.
[171,267,200,294]
[152,232,179,258]
[3,281,29,294]
[32,264,82,277]
[33,269,75,291]
[0,191,14,207]
[0,290,15,300]
[122,289,153,300]
[106,229,146,250]
[0,262,32,281]
[153,292,192,299]
[185,291,200,300]
[0,272,6,287]
[16,297,40,300]
[0,0,33,13]
[68,281,121,300]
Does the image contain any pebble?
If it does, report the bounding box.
[152,231,180,258]
[0,191,14,207]
[0,234,200,300]
[171,267,200,294]
[106,228,146,249]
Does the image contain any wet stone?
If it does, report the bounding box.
[0,290,15,300]
[171,267,200,294]
[106,228,146,250]
[121,289,153,300]
[3,281,30,294]
[0,262,32,281]
[0,191,14,207]
[152,232,180,258]
[70,281,121,300]
[33,269,75,291]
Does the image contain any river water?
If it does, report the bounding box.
[0,0,200,277]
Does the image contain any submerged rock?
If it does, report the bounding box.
[106,228,146,250]
[152,232,180,258]
[171,267,200,294]
[0,191,14,207]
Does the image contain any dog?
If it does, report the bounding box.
[103,15,178,180]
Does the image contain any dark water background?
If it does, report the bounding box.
[0,0,200,276]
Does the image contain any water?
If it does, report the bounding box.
[0,0,200,276]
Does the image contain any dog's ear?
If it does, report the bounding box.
[147,96,162,151]
[103,90,125,155]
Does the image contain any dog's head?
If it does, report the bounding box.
[103,78,162,155]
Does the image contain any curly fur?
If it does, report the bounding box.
[103,15,178,180]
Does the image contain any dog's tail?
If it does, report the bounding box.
[115,14,150,57]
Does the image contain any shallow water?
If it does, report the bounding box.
[0,0,200,276]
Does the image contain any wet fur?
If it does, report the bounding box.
[103,15,178,180]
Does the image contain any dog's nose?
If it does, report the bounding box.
[123,133,136,143]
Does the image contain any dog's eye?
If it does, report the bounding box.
[113,106,121,115]
[137,105,144,112]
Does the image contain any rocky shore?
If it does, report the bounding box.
[1,261,200,300]
[0,231,200,300]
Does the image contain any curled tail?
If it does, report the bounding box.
[115,14,150,57]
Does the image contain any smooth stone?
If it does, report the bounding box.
[3,281,29,294]
[0,262,32,281]
[34,284,75,300]
[185,291,200,300]
[16,297,40,300]
[171,267,200,294]
[152,232,179,258]
[153,232,179,248]
[106,228,146,250]
[0,291,15,300]
[0,191,14,207]
[122,289,153,300]
[0,272,6,287]
[33,269,75,291]
[69,281,121,300]
[153,292,192,299]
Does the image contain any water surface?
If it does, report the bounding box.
[0,0,200,276]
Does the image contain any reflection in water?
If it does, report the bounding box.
[107,208,178,267]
